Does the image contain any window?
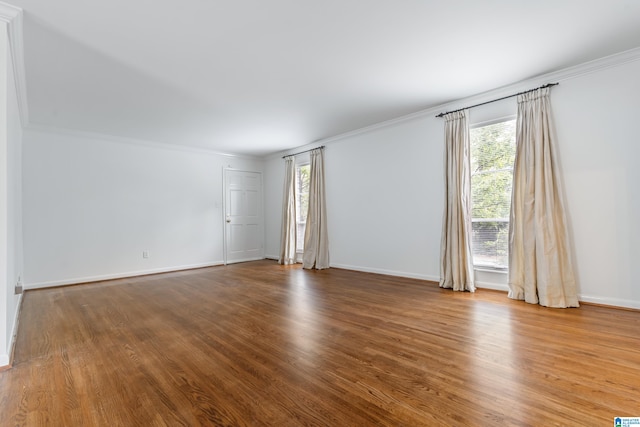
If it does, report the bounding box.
[470,119,516,269]
[295,163,310,252]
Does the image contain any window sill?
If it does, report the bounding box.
[474,267,508,275]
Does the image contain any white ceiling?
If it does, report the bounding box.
[6,0,640,156]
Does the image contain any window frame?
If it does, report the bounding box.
[294,156,310,255]
[469,115,516,272]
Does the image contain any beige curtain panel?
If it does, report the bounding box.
[302,148,330,269]
[508,88,579,308]
[440,110,475,292]
[278,156,297,265]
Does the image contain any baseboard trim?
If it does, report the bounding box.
[330,265,510,292]
[465,284,640,310]
[579,295,640,311]
[329,265,511,291]
[226,257,267,265]
[6,293,22,368]
[0,293,23,369]
[22,260,640,311]
[326,266,640,310]
[330,263,439,283]
[24,261,226,290]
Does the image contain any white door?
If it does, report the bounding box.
[224,169,264,264]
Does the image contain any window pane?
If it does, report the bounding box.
[472,220,509,268]
[470,120,516,174]
[296,222,305,251]
[471,170,513,219]
[295,164,310,251]
[296,165,310,222]
[470,120,515,269]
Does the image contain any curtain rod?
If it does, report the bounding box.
[282,145,325,159]
[435,82,559,118]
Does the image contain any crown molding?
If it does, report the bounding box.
[0,2,29,126]
[270,46,640,156]
[435,46,640,115]
[0,2,20,22]
[541,46,640,83]
[25,123,262,159]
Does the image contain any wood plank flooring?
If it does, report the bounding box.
[1,260,639,426]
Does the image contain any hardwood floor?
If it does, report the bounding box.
[1,260,639,426]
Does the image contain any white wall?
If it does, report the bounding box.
[264,54,640,309]
[325,118,443,280]
[22,129,262,288]
[0,20,8,366]
[552,61,640,308]
[264,153,284,259]
[0,20,24,367]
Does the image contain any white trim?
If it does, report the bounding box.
[267,46,640,159]
[474,267,508,275]
[2,293,22,367]
[330,263,439,283]
[465,283,640,310]
[264,255,279,261]
[579,295,640,311]
[24,124,262,159]
[475,281,509,292]
[225,256,267,265]
[327,266,640,310]
[0,3,20,21]
[24,261,225,290]
[439,47,640,118]
[222,167,228,265]
[0,2,28,126]
[536,46,640,84]
[0,293,22,367]
[470,115,517,129]
[295,156,310,167]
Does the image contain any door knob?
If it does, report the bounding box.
[226,215,231,223]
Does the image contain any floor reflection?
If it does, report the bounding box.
[286,271,320,356]
[463,301,525,419]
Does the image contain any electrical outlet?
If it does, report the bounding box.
[143,250,149,259]
[15,275,23,294]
